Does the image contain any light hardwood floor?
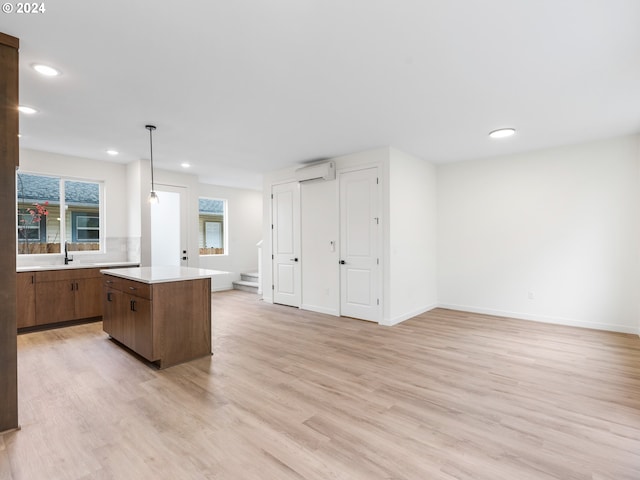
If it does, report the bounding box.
[2,290,640,479]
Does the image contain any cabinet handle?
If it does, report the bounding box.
[71,283,75,291]
[31,275,34,284]
[130,300,137,312]
[107,292,113,302]
[76,282,79,291]
[128,286,137,291]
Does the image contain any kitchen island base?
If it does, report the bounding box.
[102,270,212,369]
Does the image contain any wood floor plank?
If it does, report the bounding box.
[1,292,639,479]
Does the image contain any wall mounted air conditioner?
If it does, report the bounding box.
[295,161,336,182]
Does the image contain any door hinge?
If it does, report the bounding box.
[271,224,274,229]
[272,254,274,260]
[376,177,379,184]
[374,217,379,225]
[272,284,275,290]
[377,298,380,305]
[377,258,379,265]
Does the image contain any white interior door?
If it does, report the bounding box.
[272,182,301,307]
[339,167,380,322]
[151,185,188,267]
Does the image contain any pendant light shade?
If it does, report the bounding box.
[146,125,159,204]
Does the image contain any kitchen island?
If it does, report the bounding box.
[101,266,220,369]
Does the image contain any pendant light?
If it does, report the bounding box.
[146,125,159,204]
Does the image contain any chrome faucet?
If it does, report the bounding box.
[64,241,73,265]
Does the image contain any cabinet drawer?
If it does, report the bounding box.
[36,269,77,282]
[36,267,102,282]
[103,276,124,290]
[103,276,151,300]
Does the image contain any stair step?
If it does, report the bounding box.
[232,280,259,293]
[241,272,259,282]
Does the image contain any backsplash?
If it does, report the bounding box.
[16,236,141,267]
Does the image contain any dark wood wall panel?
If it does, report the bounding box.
[0,31,19,433]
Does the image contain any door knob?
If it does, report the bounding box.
[290,258,299,262]
[339,260,346,264]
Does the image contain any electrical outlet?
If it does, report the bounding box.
[527,291,535,300]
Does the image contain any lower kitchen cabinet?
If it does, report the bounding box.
[74,276,104,319]
[34,268,104,326]
[102,271,212,369]
[16,272,36,329]
[17,266,129,332]
[104,284,155,362]
[35,275,76,326]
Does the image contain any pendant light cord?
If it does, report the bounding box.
[146,125,157,191]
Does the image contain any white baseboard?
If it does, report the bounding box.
[380,303,439,327]
[437,303,640,335]
[301,304,339,316]
[212,284,233,292]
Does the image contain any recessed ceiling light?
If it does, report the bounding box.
[32,64,61,77]
[106,150,119,156]
[18,105,38,114]
[180,162,191,168]
[489,128,516,139]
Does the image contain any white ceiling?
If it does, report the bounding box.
[2,1,639,190]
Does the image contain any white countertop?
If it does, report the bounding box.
[17,261,140,273]
[101,266,228,284]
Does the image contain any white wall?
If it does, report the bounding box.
[198,184,262,291]
[18,149,132,265]
[385,148,438,325]
[126,160,142,262]
[437,135,640,334]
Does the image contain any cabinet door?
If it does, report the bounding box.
[75,277,104,319]
[128,295,154,361]
[103,286,125,343]
[35,280,75,325]
[16,272,36,329]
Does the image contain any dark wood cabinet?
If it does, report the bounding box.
[17,267,119,331]
[102,273,211,369]
[35,276,76,326]
[17,272,36,329]
[75,276,104,319]
[33,268,104,326]
[103,286,124,341]
[104,281,156,362]
[129,295,153,361]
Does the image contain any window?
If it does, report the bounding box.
[72,212,100,242]
[199,198,226,255]
[17,173,103,255]
[18,211,46,241]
